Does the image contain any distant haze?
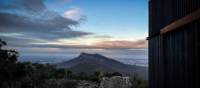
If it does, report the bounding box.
[19,48,148,67]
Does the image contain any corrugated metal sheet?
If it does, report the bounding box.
[149,0,200,88]
[149,0,200,36]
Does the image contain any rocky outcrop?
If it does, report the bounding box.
[99,76,132,88]
[45,76,132,88]
[77,81,98,88]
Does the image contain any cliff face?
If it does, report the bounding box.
[99,76,132,88]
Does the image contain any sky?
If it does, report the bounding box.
[0,0,148,55]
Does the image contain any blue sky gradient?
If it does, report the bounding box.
[0,0,148,54]
[46,0,148,40]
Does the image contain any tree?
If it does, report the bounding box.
[112,72,122,76]
[0,39,18,64]
[0,39,7,49]
[130,75,148,88]
[0,39,19,88]
[66,70,73,79]
[92,71,101,82]
[55,69,67,79]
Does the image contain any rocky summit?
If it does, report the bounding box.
[76,76,132,88]
[99,76,132,88]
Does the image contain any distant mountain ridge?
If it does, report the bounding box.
[56,53,148,79]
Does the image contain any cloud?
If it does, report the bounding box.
[47,0,71,8]
[0,0,147,52]
[22,0,46,13]
[7,39,148,50]
[94,39,148,49]
[92,35,112,38]
[63,7,84,21]
[0,0,91,47]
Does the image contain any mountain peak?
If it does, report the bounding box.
[80,52,99,55]
[80,52,92,56]
[57,53,148,79]
[79,52,102,58]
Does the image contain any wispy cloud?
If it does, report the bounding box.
[94,39,148,49]
[9,38,148,49]
[63,7,84,21]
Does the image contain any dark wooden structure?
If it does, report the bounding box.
[148,0,200,88]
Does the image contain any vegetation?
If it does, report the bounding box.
[130,75,148,88]
[0,39,148,88]
[0,39,78,88]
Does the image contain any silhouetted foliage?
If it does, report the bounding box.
[0,39,7,48]
[0,39,19,88]
[0,39,79,88]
